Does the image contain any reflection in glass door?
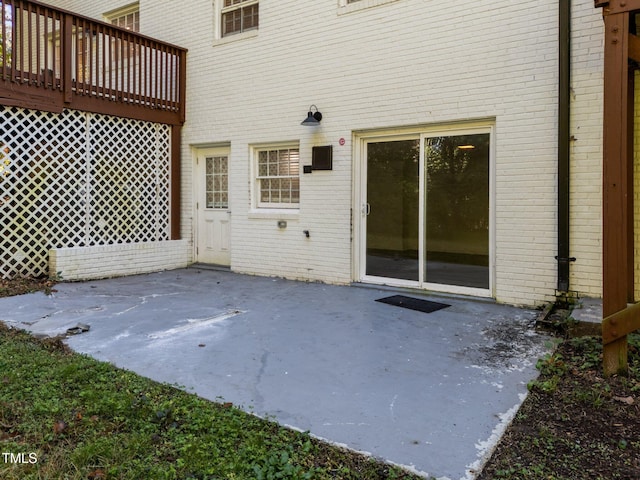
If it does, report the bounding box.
[365,139,420,281]
[424,133,490,289]
[363,130,491,292]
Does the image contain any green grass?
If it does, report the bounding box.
[0,324,423,480]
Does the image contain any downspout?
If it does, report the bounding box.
[557,0,575,293]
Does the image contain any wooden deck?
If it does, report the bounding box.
[0,0,186,125]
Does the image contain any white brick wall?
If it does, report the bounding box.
[50,241,189,281]
[47,0,606,307]
[570,1,604,299]
[184,0,563,306]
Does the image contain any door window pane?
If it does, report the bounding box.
[424,134,490,288]
[366,139,420,281]
[205,156,228,209]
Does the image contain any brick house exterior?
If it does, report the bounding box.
[25,0,606,307]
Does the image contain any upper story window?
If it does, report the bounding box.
[104,4,140,61]
[222,0,259,38]
[105,3,140,32]
[338,0,400,14]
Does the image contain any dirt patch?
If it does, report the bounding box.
[0,276,56,298]
[454,317,545,369]
[0,321,71,354]
[477,320,543,367]
[478,335,640,479]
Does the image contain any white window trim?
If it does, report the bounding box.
[213,29,259,46]
[214,0,259,42]
[104,3,140,25]
[338,0,400,15]
[251,143,301,212]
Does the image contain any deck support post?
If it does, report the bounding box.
[598,0,639,375]
[170,125,182,240]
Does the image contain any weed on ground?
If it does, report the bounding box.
[478,334,640,480]
[0,276,56,298]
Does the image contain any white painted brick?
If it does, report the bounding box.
[46,0,606,307]
[50,241,189,281]
[569,0,605,299]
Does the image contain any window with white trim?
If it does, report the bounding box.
[105,3,140,32]
[104,3,140,61]
[255,146,300,209]
[221,0,259,37]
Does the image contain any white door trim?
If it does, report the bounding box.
[193,146,231,266]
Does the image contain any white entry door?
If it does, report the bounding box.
[195,148,231,266]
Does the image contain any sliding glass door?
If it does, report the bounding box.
[362,128,492,294]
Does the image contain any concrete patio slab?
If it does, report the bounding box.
[571,297,602,325]
[0,268,551,479]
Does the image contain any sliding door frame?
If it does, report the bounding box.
[353,122,496,298]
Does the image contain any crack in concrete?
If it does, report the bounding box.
[252,351,269,410]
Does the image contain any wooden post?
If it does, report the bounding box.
[627,68,635,303]
[170,124,181,240]
[171,49,185,240]
[178,49,187,124]
[62,13,72,104]
[601,5,632,375]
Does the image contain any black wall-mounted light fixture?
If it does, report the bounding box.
[301,105,322,125]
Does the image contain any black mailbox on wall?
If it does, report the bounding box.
[312,145,333,171]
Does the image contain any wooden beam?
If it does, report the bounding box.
[602,11,631,375]
[69,95,183,126]
[0,88,182,125]
[597,0,640,15]
[603,11,630,311]
[603,302,640,343]
[627,69,635,301]
[170,125,182,240]
[0,85,64,113]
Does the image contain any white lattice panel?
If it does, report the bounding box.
[1,106,171,279]
[88,115,170,245]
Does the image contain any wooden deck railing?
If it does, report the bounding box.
[0,0,186,125]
